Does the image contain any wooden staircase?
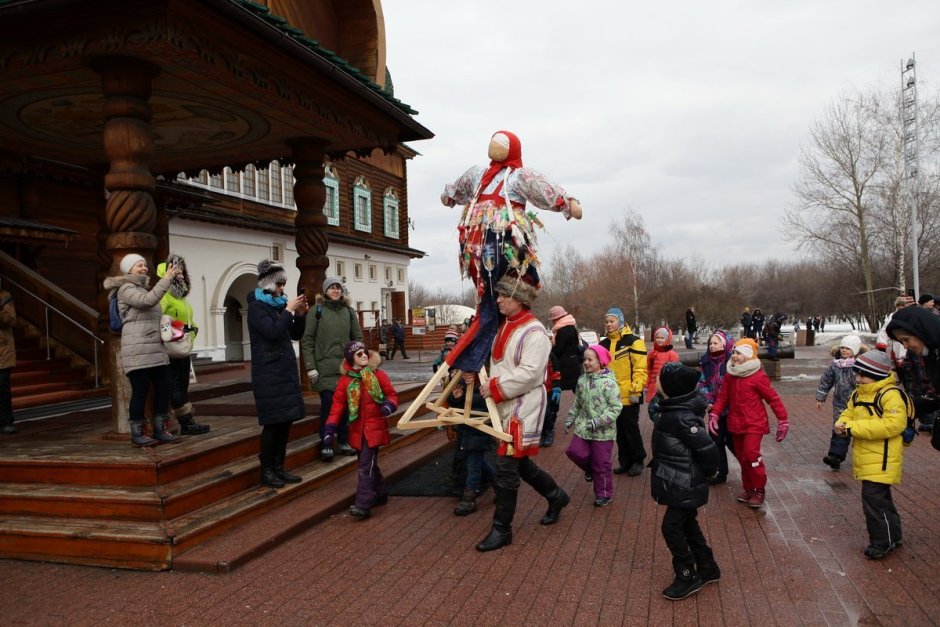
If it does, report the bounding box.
[0,382,442,571]
[12,326,108,411]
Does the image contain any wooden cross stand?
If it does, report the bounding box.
[396,363,511,442]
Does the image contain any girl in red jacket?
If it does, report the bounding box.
[324,341,398,519]
[708,338,788,508]
[646,326,680,402]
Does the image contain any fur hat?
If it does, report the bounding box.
[838,334,862,357]
[120,253,146,274]
[733,338,760,361]
[587,344,612,368]
[323,276,343,294]
[257,259,287,293]
[659,362,700,398]
[605,307,625,326]
[548,305,568,321]
[343,340,367,366]
[495,273,538,306]
[853,350,892,380]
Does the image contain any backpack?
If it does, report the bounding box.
[850,385,917,446]
[109,292,126,333]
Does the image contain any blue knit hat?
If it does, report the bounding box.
[605,307,625,325]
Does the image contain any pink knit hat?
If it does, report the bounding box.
[587,344,612,367]
[548,305,568,320]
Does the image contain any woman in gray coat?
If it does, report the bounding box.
[104,253,181,447]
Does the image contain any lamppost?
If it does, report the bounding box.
[901,53,920,298]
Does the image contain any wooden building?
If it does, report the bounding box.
[0,0,433,569]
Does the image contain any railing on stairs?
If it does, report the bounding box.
[0,254,104,388]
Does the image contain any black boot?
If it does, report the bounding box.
[178,413,210,435]
[151,415,180,443]
[1,420,17,434]
[275,451,302,483]
[663,554,704,600]
[454,490,478,516]
[129,420,157,447]
[476,487,516,552]
[540,487,570,525]
[261,468,285,488]
[693,545,721,585]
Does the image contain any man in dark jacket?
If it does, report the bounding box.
[651,362,720,601]
[887,306,940,451]
[684,307,697,349]
[389,318,408,359]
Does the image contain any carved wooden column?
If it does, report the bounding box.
[289,138,329,298]
[92,55,161,433]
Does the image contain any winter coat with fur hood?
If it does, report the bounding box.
[300,293,363,393]
[105,273,173,375]
[816,346,864,419]
[651,390,719,509]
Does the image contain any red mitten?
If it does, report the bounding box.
[775,420,789,442]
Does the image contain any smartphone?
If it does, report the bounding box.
[298,288,306,296]
[908,288,916,297]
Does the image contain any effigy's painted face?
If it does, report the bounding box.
[488,133,510,161]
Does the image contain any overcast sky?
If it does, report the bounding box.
[382,1,940,292]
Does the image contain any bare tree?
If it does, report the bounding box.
[785,90,893,330]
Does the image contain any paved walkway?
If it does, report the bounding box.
[3,344,940,626]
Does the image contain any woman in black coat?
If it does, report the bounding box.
[548,305,582,391]
[887,305,940,450]
[247,260,309,488]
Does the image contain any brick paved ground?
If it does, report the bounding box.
[3,344,940,626]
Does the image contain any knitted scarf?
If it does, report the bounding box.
[346,367,384,423]
[254,288,288,309]
[727,358,761,378]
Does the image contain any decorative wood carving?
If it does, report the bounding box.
[289,137,329,298]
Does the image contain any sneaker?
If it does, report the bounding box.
[822,455,843,470]
[584,471,593,482]
[321,446,335,462]
[349,505,371,519]
[736,490,752,503]
[863,544,893,559]
[337,443,357,456]
[747,489,765,508]
[627,462,644,477]
[594,497,612,507]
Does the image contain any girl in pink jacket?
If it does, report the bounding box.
[646,326,680,402]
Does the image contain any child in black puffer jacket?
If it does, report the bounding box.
[651,363,720,601]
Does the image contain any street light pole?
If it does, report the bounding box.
[901,53,920,298]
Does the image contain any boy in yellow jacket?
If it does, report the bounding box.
[834,350,912,559]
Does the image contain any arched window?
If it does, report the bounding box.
[353,176,372,232]
[323,163,340,226]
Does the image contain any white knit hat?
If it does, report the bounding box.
[838,334,862,357]
[120,254,146,274]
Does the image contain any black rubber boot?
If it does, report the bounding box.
[275,451,302,483]
[692,545,721,585]
[663,554,704,600]
[522,463,569,525]
[178,413,210,435]
[151,415,180,443]
[261,468,285,488]
[476,487,516,552]
[129,420,157,447]
[454,490,478,516]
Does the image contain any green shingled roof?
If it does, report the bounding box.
[234,0,416,114]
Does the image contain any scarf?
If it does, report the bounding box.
[833,357,856,369]
[254,288,288,309]
[478,130,523,192]
[700,350,729,404]
[346,366,385,423]
[551,314,577,344]
[726,358,761,378]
